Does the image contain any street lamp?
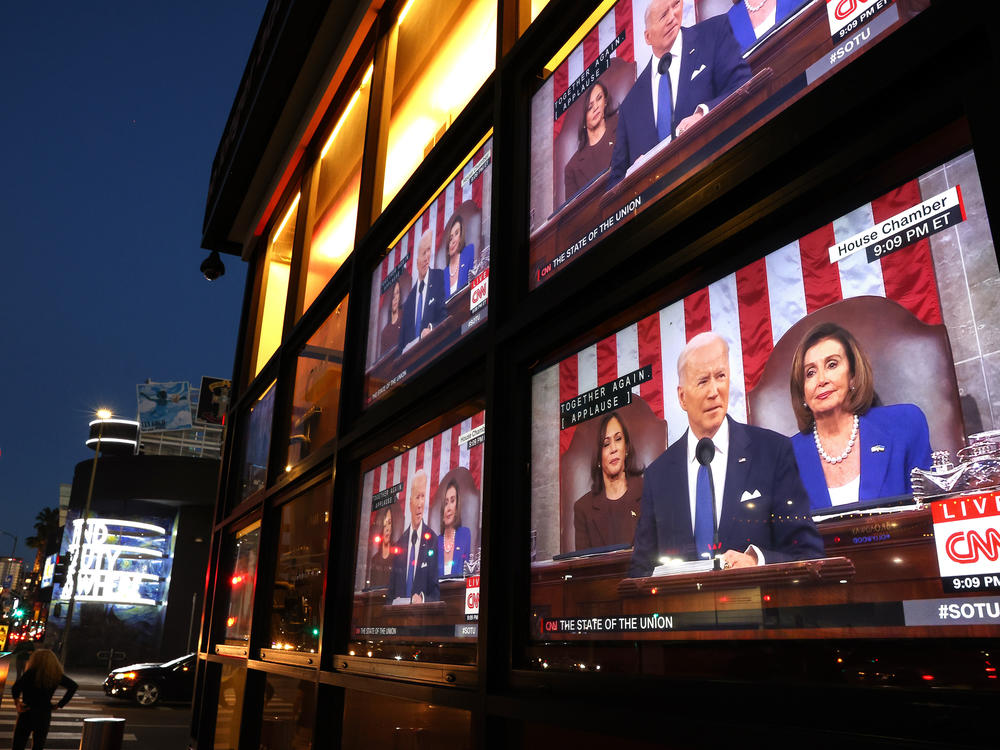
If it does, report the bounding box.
[60,408,112,664]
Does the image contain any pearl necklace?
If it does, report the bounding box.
[814,413,859,464]
[744,0,770,12]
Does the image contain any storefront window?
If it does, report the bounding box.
[213,663,246,750]
[222,522,260,646]
[260,674,316,750]
[268,483,330,654]
[253,194,300,376]
[287,297,348,469]
[300,67,372,316]
[237,381,276,502]
[381,0,496,209]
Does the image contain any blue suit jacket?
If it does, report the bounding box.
[445,244,475,298]
[437,525,472,578]
[399,268,447,354]
[629,417,824,577]
[388,524,440,603]
[791,404,933,510]
[727,0,804,53]
[608,15,750,188]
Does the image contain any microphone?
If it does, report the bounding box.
[695,438,721,569]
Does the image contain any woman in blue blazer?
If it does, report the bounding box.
[443,214,475,298]
[728,0,806,54]
[788,322,932,510]
[437,478,472,578]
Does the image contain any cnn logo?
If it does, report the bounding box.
[946,528,1000,563]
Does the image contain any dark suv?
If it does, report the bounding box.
[103,653,196,706]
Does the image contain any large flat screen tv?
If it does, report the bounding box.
[528,0,929,288]
[364,137,492,405]
[351,410,486,653]
[530,148,1000,659]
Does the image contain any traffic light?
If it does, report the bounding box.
[53,557,68,586]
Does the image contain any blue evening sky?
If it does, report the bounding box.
[0,3,267,559]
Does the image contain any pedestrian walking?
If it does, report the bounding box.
[10,649,77,750]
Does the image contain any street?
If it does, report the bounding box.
[0,671,192,750]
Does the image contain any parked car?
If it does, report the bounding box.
[103,653,196,706]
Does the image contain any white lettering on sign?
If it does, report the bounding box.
[60,518,167,606]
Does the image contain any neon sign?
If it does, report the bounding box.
[60,518,169,606]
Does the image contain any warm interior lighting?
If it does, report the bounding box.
[542,0,615,75]
[322,90,362,159]
[272,193,301,245]
[397,0,416,25]
[382,0,495,207]
[255,261,290,375]
[362,62,373,87]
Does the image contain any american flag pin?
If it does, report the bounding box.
[738,457,747,463]
[871,445,886,453]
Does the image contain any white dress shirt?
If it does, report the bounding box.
[649,31,684,127]
[684,418,764,565]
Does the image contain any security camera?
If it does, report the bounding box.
[200,250,226,281]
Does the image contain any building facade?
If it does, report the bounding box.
[192,1,1000,748]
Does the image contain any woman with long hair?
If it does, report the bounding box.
[573,410,644,550]
[563,80,618,199]
[11,648,77,750]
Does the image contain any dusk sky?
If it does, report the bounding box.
[0,3,268,560]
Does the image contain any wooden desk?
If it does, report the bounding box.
[529,506,999,641]
[365,285,482,401]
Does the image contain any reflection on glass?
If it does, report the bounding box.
[382,0,496,209]
[341,691,471,749]
[287,297,348,468]
[254,194,299,375]
[223,522,260,645]
[238,382,276,502]
[301,67,372,315]
[260,674,316,750]
[214,663,246,750]
[270,484,330,653]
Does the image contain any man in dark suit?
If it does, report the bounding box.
[388,470,440,603]
[399,229,446,353]
[607,0,750,188]
[629,332,823,577]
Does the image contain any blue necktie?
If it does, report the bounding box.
[657,53,673,141]
[405,529,417,597]
[415,280,425,335]
[694,462,714,559]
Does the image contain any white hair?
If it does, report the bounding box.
[676,331,729,384]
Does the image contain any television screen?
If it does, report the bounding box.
[530,148,1000,645]
[364,137,492,405]
[351,410,486,646]
[528,0,929,288]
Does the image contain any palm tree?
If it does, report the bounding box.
[25,507,61,573]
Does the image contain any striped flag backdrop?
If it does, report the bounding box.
[557,177,943,458]
[356,411,486,590]
[376,142,490,288]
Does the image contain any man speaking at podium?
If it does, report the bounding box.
[629,332,823,578]
[608,0,750,188]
